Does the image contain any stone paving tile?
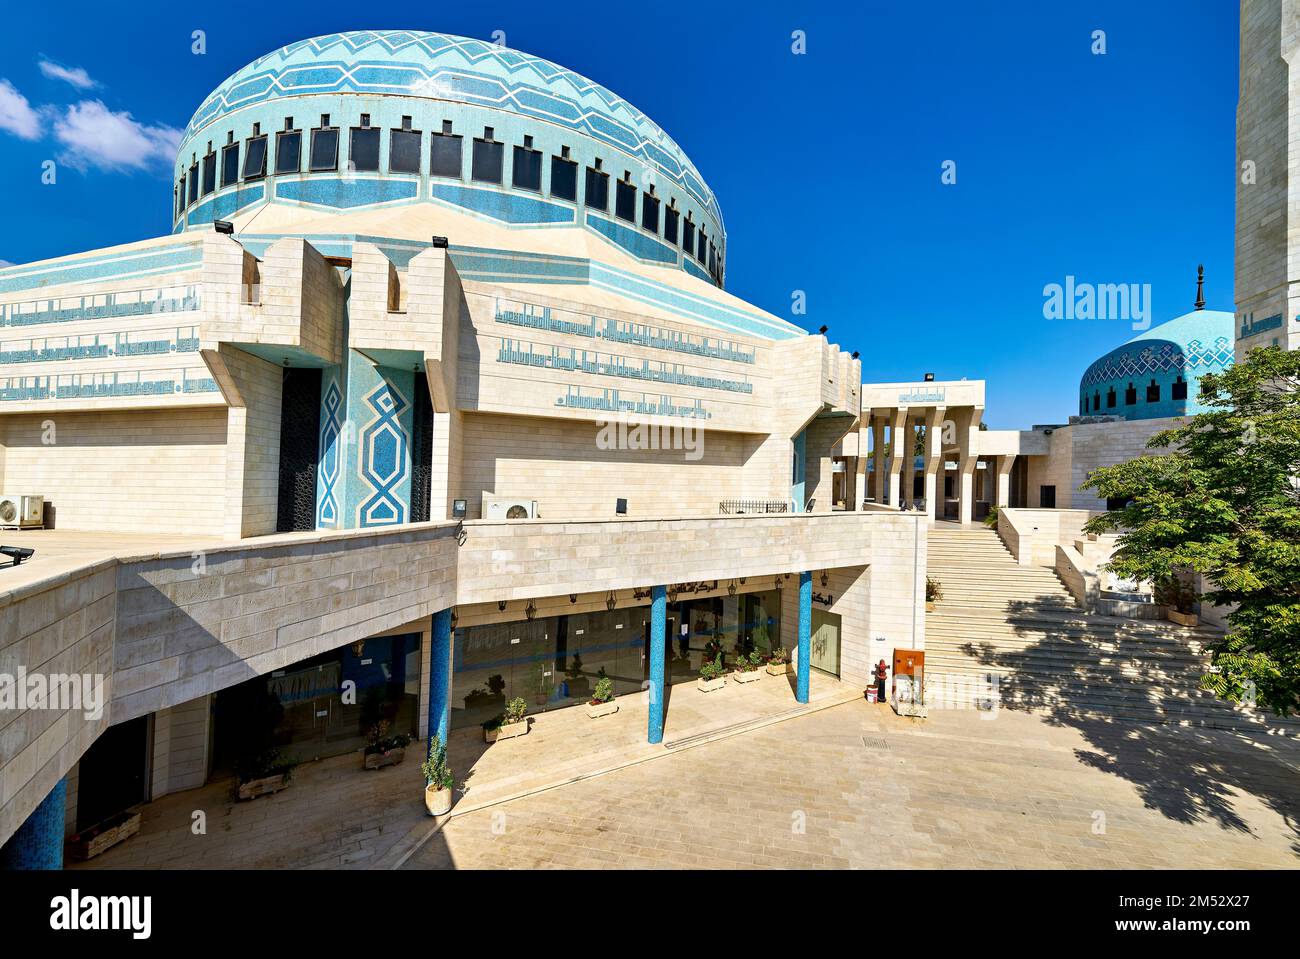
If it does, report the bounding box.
[402,702,1300,870]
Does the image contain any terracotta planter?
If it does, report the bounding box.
[424,784,453,816]
[766,662,792,677]
[1166,609,1199,627]
[364,746,405,770]
[67,810,141,861]
[732,669,762,684]
[586,700,619,719]
[925,601,936,613]
[697,676,726,693]
[484,719,528,743]
[237,772,290,801]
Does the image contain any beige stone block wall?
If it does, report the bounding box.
[456,411,755,519]
[0,560,116,850]
[150,694,212,797]
[216,345,282,538]
[1064,416,1185,509]
[0,409,227,534]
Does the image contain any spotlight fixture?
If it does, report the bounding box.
[525,600,537,621]
[213,219,234,234]
[452,499,467,519]
[431,235,449,248]
[923,372,935,382]
[498,599,507,612]
[818,325,829,335]
[851,351,860,360]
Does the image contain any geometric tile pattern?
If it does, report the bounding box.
[180,30,723,232]
[1079,335,1234,388]
[357,379,410,527]
[317,375,342,528]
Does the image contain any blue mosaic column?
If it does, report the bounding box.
[797,572,812,704]
[427,609,453,751]
[0,778,66,870]
[647,585,667,744]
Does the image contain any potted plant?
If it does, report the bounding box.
[66,809,142,861]
[731,648,764,684]
[925,576,943,612]
[697,654,726,693]
[564,653,591,701]
[363,720,411,770]
[1157,577,1199,627]
[765,646,792,677]
[529,661,554,706]
[586,671,618,718]
[983,505,999,529]
[483,697,529,743]
[421,735,455,816]
[235,747,296,801]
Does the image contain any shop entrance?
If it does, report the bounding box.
[809,608,842,677]
[76,714,150,832]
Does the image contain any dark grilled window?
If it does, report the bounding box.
[1106,387,1116,408]
[1172,376,1188,400]
[1146,380,1160,403]
[309,125,338,171]
[221,142,240,187]
[472,128,503,183]
[350,125,380,172]
[551,152,577,200]
[512,139,542,191]
[243,135,267,179]
[682,216,695,253]
[1124,383,1137,405]
[664,206,679,244]
[585,164,609,210]
[176,179,185,216]
[390,121,421,174]
[642,191,659,232]
[188,160,199,202]
[276,130,301,175]
[696,229,708,263]
[430,128,462,177]
[201,150,216,196]
[615,178,636,222]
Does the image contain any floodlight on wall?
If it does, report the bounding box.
[431,235,449,248]
[923,372,935,382]
[452,499,467,519]
[615,498,628,515]
[851,351,860,360]
[818,325,829,335]
[213,219,234,234]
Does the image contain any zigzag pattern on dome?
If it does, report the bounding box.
[182,30,723,231]
[1079,335,1234,388]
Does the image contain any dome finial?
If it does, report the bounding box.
[1194,264,1205,311]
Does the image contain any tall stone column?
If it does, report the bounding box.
[996,455,1015,507]
[871,416,886,503]
[956,406,983,524]
[797,571,812,703]
[923,406,946,522]
[647,585,667,744]
[888,409,908,508]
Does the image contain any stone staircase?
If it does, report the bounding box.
[923,523,1299,734]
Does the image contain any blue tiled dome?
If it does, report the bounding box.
[179,30,722,231]
[1078,310,1235,420]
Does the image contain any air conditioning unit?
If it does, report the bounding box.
[482,495,538,520]
[0,494,44,529]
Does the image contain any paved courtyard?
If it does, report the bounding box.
[402,702,1300,870]
[75,692,1300,870]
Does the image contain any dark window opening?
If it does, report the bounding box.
[1146,379,1160,403]
[696,229,708,263]
[410,372,434,523]
[472,132,504,183]
[550,153,577,200]
[664,206,679,244]
[201,151,216,196]
[390,127,422,174]
[1124,383,1137,405]
[1039,485,1057,509]
[430,130,462,177]
[242,136,268,180]
[309,126,339,171]
[682,217,695,253]
[1172,376,1188,400]
[642,192,660,232]
[585,164,609,210]
[220,142,240,187]
[615,178,636,222]
[276,367,322,533]
[512,143,542,191]
[1106,387,1116,408]
[350,126,380,172]
[187,161,199,203]
[275,130,301,175]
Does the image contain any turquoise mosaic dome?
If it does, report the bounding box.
[177,30,723,235]
[1078,310,1235,420]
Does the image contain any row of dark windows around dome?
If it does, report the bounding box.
[1080,375,1191,413]
[175,114,724,285]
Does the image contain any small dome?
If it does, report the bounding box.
[1078,310,1235,420]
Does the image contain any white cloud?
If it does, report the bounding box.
[0,259,13,267]
[38,59,97,90]
[51,100,181,172]
[0,79,42,140]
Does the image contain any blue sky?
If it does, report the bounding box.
[0,1,1237,427]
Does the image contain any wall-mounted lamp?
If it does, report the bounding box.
[923,372,935,382]
[818,325,829,335]
[452,499,467,519]
[569,593,577,604]
[820,570,830,588]
[497,600,507,612]
[351,639,366,657]
[450,608,458,629]
[525,600,537,621]
[727,579,737,597]
[774,575,783,591]
[214,219,234,235]
[605,590,617,611]
[431,235,449,248]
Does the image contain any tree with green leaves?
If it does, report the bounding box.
[1081,346,1300,716]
